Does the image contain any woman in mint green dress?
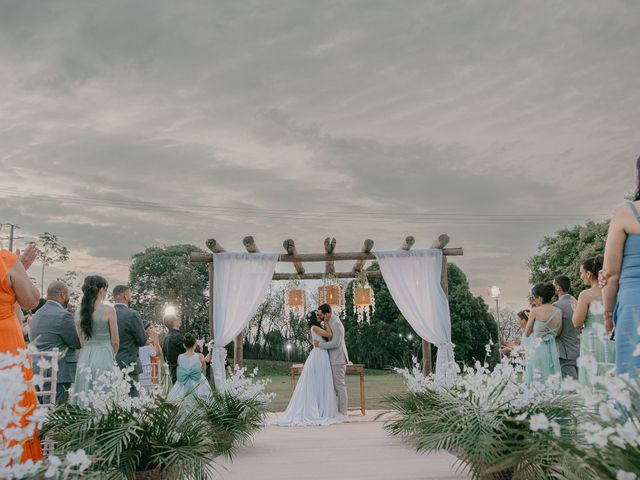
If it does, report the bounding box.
[524,283,562,385]
[573,256,615,388]
[71,276,119,405]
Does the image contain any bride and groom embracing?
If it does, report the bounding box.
[271,303,349,426]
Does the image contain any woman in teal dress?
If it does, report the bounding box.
[573,255,615,387]
[524,283,562,385]
[602,156,640,375]
[71,275,119,405]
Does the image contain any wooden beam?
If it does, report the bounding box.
[272,271,383,280]
[431,234,450,249]
[283,239,305,275]
[190,247,464,264]
[206,239,226,253]
[324,237,336,274]
[352,239,374,273]
[243,236,259,253]
[400,236,415,251]
[234,334,243,369]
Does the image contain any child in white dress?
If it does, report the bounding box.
[167,332,212,404]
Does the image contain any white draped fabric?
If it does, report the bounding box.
[212,252,279,390]
[375,249,458,379]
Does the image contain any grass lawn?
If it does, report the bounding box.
[244,359,407,412]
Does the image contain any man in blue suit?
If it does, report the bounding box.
[29,281,81,404]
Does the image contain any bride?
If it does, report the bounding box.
[270,310,345,426]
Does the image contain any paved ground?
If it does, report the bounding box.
[216,411,470,480]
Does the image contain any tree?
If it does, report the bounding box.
[37,232,70,293]
[343,262,497,369]
[447,263,499,365]
[528,220,609,295]
[496,308,521,345]
[128,245,209,335]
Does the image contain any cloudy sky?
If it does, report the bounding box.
[0,0,638,311]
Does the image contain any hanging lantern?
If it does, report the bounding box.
[285,278,307,318]
[354,287,372,306]
[318,275,345,318]
[288,289,306,308]
[353,273,375,323]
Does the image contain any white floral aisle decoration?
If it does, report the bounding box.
[0,347,91,479]
[387,337,640,480]
[225,365,276,406]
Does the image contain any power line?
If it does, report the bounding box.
[0,188,610,226]
[0,223,23,252]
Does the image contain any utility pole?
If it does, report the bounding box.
[0,223,22,252]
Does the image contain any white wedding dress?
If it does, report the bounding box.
[270,330,345,426]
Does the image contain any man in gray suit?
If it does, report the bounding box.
[113,285,147,394]
[553,275,580,379]
[313,303,349,416]
[29,281,81,404]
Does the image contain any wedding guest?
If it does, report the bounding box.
[72,276,119,406]
[163,313,185,383]
[139,322,161,383]
[22,298,46,339]
[601,156,640,375]
[573,255,615,387]
[552,276,580,379]
[524,283,562,385]
[499,310,531,357]
[29,281,81,404]
[167,332,212,404]
[0,244,43,462]
[113,285,147,393]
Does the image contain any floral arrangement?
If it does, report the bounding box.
[0,347,92,479]
[224,365,276,406]
[387,341,640,480]
[43,361,275,476]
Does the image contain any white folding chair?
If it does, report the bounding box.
[139,361,162,391]
[28,348,59,455]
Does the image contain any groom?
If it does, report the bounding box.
[313,304,349,416]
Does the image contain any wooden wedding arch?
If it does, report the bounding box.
[190,234,463,375]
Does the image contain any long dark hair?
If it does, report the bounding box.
[582,254,604,280]
[635,156,640,201]
[531,283,555,304]
[306,311,322,329]
[307,311,329,341]
[79,275,108,339]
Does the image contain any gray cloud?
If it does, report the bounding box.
[1,0,638,308]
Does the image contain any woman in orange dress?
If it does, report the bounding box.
[0,244,43,463]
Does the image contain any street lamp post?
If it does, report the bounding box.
[489,286,501,346]
[286,343,292,363]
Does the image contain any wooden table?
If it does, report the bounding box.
[289,363,366,415]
